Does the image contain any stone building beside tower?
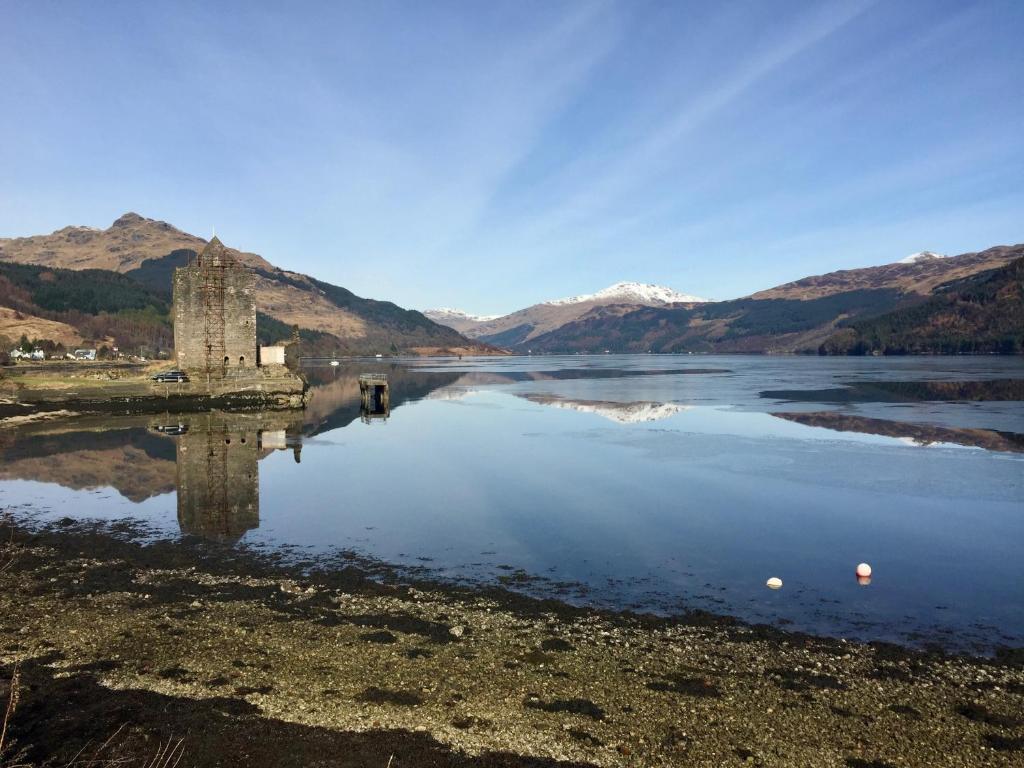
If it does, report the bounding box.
[172,236,258,375]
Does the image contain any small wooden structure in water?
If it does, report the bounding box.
[359,373,390,421]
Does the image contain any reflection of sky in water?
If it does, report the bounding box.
[2,355,1023,654]
[412,354,1024,433]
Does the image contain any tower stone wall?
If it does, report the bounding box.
[173,236,257,375]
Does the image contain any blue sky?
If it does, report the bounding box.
[2,1,1021,314]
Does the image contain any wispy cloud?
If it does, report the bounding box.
[491,0,876,246]
[311,3,620,261]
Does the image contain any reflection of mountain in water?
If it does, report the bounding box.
[520,394,690,424]
[0,410,302,541]
[774,411,1024,453]
[0,421,177,502]
[300,363,462,435]
[0,366,465,539]
[424,367,725,386]
[762,378,1024,404]
[297,365,724,428]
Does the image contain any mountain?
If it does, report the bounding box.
[0,212,272,273]
[819,254,1024,355]
[750,245,1014,301]
[425,281,706,348]
[421,308,501,334]
[516,244,1023,354]
[544,282,706,306]
[0,213,493,356]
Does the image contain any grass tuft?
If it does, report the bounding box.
[0,663,26,768]
[61,724,186,767]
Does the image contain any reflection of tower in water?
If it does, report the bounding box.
[176,414,260,542]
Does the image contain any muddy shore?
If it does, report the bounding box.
[1,513,1022,767]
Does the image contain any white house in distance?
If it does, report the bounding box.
[9,348,46,361]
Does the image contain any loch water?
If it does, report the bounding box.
[2,355,1022,654]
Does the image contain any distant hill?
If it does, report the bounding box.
[750,245,1017,300]
[0,261,172,353]
[0,213,493,356]
[819,255,1024,355]
[516,245,1023,354]
[522,288,906,354]
[0,212,271,273]
[0,306,84,349]
[421,308,501,335]
[425,281,707,348]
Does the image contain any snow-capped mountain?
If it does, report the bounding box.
[897,251,948,265]
[421,307,501,334]
[425,281,708,344]
[423,307,500,323]
[427,244,1018,353]
[545,281,706,306]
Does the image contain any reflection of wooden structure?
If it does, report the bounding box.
[359,373,389,409]
[359,373,390,423]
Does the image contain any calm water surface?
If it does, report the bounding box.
[2,355,1022,654]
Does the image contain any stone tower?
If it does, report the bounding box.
[173,236,257,376]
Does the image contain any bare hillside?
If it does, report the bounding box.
[751,245,1021,300]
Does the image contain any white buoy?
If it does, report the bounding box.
[766,577,783,590]
[856,563,872,578]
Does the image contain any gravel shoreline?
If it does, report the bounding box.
[1,514,1022,767]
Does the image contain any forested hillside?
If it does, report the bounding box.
[819,257,1024,355]
[523,288,913,354]
[0,262,172,354]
